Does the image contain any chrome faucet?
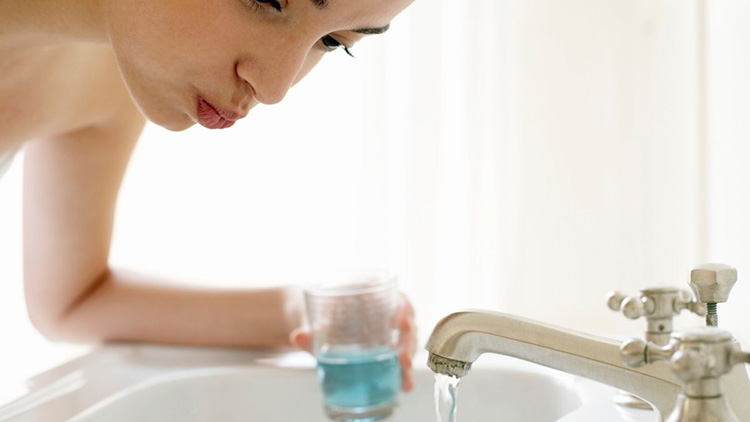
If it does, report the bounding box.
[425,310,750,421]
[424,263,750,422]
[425,310,682,419]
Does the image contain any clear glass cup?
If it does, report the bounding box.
[305,271,402,422]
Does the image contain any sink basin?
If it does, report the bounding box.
[0,345,656,422]
[70,361,578,421]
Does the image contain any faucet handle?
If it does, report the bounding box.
[620,337,677,367]
[689,263,737,304]
[606,291,648,319]
[731,349,750,366]
[622,327,750,422]
[607,288,704,345]
[607,288,703,320]
[673,289,707,316]
[622,327,741,380]
[689,263,738,326]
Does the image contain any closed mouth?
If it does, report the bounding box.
[196,96,242,129]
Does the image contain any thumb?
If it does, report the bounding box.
[290,328,313,352]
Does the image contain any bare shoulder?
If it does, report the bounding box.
[22,45,147,233]
[25,44,146,169]
[1,42,146,151]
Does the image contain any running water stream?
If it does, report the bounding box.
[434,374,461,422]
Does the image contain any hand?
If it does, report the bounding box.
[290,292,418,392]
[395,292,417,391]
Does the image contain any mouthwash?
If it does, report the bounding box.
[317,347,401,419]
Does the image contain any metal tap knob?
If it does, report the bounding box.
[621,327,748,422]
[607,287,705,345]
[674,289,708,315]
[689,263,737,326]
[619,337,677,367]
[607,291,649,319]
[622,328,734,377]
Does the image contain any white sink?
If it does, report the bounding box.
[0,345,657,421]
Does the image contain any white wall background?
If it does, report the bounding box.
[704,0,750,344]
[1,0,749,403]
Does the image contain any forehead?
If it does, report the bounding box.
[314,0,414,30]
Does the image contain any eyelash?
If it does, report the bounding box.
[246,0,354,57]
[252,0,281,12]
[321,35,354,57]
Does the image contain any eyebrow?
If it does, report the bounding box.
[305,0,389,35]
[352,24,390,35]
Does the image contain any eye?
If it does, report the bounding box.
[246,0,281,12]
[256,0,281,11]
[320,35,354,57]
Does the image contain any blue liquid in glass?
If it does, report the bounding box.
[317,347,401,412]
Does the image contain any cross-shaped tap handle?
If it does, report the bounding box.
[607,287,705,345]
[621,327,750,422]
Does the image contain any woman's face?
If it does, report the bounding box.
[106,0,413,130]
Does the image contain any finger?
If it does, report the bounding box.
[398,318,416,392]
[289,328,313,352]
[400,351,415,392]
[395,292,417,392]
[402,372,415,392]
[399,292,415,320]
[398,293,417,353]
[400,348,413,370]
[399,323,417,359]
[399,312,418,357]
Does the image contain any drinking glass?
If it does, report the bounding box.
[305,271,402,421]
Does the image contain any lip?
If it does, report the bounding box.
[196,96,243,129]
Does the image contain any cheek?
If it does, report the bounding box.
[117,62,194,130]
[105,0,239,128]
[108,36,181,122]
[107,2,178,91]
[109,0,236,78]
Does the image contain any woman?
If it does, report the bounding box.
[0,0,417,390]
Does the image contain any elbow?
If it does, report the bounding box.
[23,276,69,342]
[25,302,69,342]
[22,269,74,342]
[25,298,103,344]
[23,270,112,344]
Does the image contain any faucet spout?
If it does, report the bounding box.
[427,353,473,378]
[425,310,681,419]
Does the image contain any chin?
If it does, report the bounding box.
[141,108,196,132]
[158,119,196,132]
[128,88,196,132]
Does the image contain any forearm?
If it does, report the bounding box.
[44,268,304,348]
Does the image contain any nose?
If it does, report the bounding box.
[235,38,311,105]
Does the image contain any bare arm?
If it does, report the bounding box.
[23,115,302,348]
